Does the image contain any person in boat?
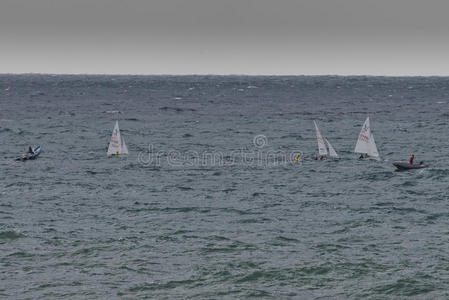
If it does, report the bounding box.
[319,155,325,160]
[409,154,414,165]
[359,153,368,159]
[27,146,34,155]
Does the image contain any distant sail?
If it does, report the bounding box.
[314,121,328,156]
[368,133,379,159]
[107,121,128,156]
[121,137,129,154]
[354,117,380,159]
[324,138,338,158]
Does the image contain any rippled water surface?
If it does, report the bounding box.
[1,75,449,298]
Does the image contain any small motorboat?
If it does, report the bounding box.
[393,161,428,170]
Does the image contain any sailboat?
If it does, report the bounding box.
[314,120,338,159]
[107,121,129,156]
[354,117,380,160]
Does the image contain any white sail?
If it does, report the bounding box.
[107,121,129,156]
[367,133,379,159]
[121,137,129,154]
[324,138,338,158]
[107,121,121,155]
[354,117,380,159]
[314,121,328,156]
[354,117,371,154]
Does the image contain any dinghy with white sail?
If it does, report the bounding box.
[354,117,380,160]
[313,120,338,159]
[107,121,129,156]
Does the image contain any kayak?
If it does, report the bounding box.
[15,146,42,161]
[393,161,428,170]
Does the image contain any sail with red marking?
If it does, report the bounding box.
[354,117,379,159]
[107,121,128,155]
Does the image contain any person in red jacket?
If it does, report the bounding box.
[409,154,414,164]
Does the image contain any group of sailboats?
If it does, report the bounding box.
[108,116,426,169]
[313,117,379,160]
[107,116,380,161]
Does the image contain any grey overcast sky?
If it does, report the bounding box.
[1,0,449,75]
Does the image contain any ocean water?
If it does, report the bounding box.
[1,74,449,299]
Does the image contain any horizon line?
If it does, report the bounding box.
[2,72,449,78]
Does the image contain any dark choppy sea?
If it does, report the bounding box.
[1,74,449,299]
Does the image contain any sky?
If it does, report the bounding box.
[1,0,449,75]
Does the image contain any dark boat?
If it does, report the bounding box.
[393,161,428,170]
